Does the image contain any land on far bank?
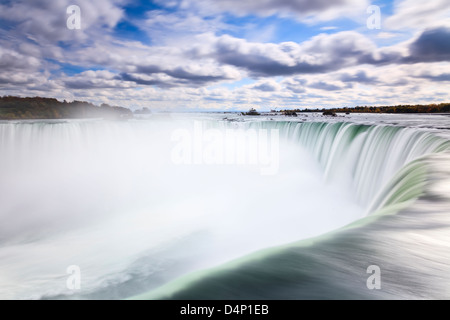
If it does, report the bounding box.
[279,103,450,115]
[0,96,449,120]
[0,96,132,120]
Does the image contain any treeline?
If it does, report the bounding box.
[281,103,450,114]
[0,96,133,120]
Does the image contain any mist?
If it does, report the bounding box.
[0,117,363,299]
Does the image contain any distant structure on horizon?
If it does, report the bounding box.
[243,108,261,116]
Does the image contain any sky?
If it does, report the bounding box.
[0,0,449,111]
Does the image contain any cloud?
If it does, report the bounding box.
[208,31,377,77]
[137,64,238,83]
[251,80,281,92]
[376,32,399,39]
[308,81,346,91]
[415,73,450,82]
[63,70,135,89]
[339,70,378,83]
[385,0,450,31]
[0,0,125,44]
[0,46,50,90]
[0,47,41,72]
[142,10,227,44]
[0,72,43,87]
[407,27,450,62]
[320,26,339,31]
[282,77,307,94]
[119,59,241,87]
[179,0,369,22]
[1,1,449,110]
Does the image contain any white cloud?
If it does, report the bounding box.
[385,0,450,30]
[0,0,125,44]
[376,32,399,39]
[320,26,339,31]
[179,0,369,23]
[0,0,449,110]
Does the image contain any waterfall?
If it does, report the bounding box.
[0,117,449,300]
[247,121,450,213]
[134,120,450,300]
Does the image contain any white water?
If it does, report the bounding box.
[1,114,449,299]
[0,117,363,299]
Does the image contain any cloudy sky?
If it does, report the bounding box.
[0,0,449,111]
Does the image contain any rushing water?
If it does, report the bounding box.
[0,113,449,299]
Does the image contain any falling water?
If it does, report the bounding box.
[0,115,449,299]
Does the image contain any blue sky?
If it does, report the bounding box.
[0,0,449,110]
